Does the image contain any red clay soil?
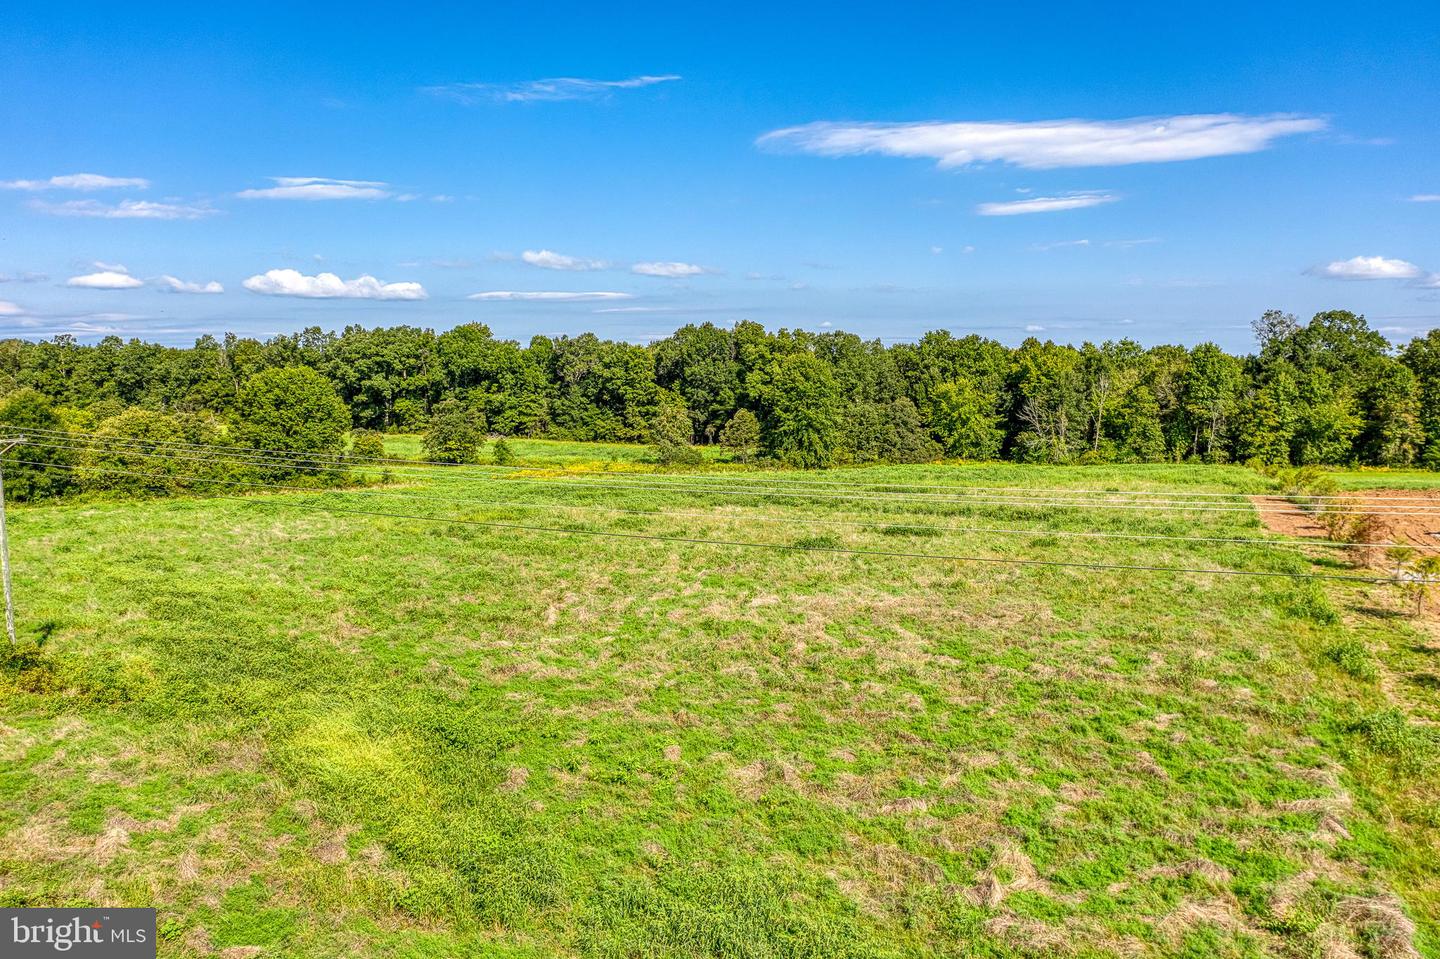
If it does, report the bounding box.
[1253,490,1440,551]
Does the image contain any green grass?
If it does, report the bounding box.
[1323,467,1440,490]
[2,452,1437,957]
[382,434,726,467]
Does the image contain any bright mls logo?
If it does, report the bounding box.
[2,909,155,957]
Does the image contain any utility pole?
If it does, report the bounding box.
[0,436,24,644]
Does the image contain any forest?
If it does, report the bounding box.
[3,307,1440,499]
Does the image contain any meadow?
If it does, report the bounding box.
[1,441,1438,958]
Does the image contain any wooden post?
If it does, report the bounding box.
[0,436,25,644]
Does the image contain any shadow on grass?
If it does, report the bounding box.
[1354,605,1407,621]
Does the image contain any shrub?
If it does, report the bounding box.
[1351,708,1440,773]
[82,408,187,495]
[1323,638,1378,681]
[492,438,516,466]
[1284,582,1339,624]
[423,400,486,464]
[350,430,386,462]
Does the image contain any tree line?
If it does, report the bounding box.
[1,309,1438,498]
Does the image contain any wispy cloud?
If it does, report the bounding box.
[522,249,609,271]
[0,272,48,283]
[758,113,1324,170]
[631,261,716,277]
[977,192,1117,216]
[31,198,218,220]
[1030,239,1092,251]
[424,74,680,104]
[1410,194,1440,203]
[0,300,26,316]
[242,269,426,299]
[237,177,390,201]
[66,269,144,290]
[158,275,224,294]
[467,291,634,301]
[1314,255,1424,280]
[1,172,150,191]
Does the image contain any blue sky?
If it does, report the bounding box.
[2,1,1437,351]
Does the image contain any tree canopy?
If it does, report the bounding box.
[0,310,1435,496]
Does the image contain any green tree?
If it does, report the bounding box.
[0,388,77,500]
[718,409,760,462]
[930,379,1004,459]
[1009,339,1085,462]
[1401,330,1440,466]
[1181,343,1242,459]
[652,323,741,442]
[1360,360,1423,466]
[650,392,702,466]
[1234,366,1300,465]
[234,366,350,476]
[1291,369,1361,465]
[750,352,842,468]
[422,399,486,464]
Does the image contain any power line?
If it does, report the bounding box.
[13,458,1396,585]
[11,455,1404,551]
[16,436,1394,515]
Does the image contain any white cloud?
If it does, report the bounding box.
[1,173,150,191]
[978,193,1117,216]
[1315,256,1424,280]
[242,269,426,300]
[159,275,224,294]
[467,290,634,301]
[93,260,128,273]
[424,75,680,104]
[758,113,1324,170]
[32,198,217,219]
[0,301,25,315]
[1408,194,1440,203]
[237,177,390,200]
[522,249,609,271]
[1031,239,1092,251]
[1025,324,1046,332]
[67,271,145,289]
[631,261,714,277]
[930,245,943,254]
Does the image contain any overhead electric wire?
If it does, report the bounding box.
[0,456,1399,585]
[11,454,1414,552]
[10,424,1430,503]
[15,435,1422,516]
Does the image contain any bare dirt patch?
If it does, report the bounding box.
[1253,491,1440,553]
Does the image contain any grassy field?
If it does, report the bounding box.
[380,435,726,467]
[1324,468,1440,491]
[2,447,1438,957]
